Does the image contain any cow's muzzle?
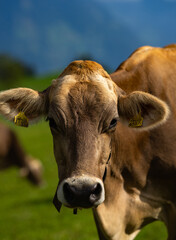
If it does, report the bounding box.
[56,176,105,208]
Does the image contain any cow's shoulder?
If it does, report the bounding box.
[116,46,154,72]
[115,45,176,73]
[110,46,153,93]
[163,43,176,49]
[111,45,176,94]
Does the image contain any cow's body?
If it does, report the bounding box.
[0,45,175,239]
[0,122,43,186]
[94,45,176,239]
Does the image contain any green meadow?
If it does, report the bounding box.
[0,76,167,240]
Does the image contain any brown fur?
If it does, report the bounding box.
[0,123,43,185]
[0,51,175,239]
[59,60,110,80]
[109,45,176,240]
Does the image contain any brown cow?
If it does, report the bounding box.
[0,45,175,239]
[0,122,43,186]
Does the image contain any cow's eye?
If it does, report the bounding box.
[109,117,118,129]
[46,117,57,129]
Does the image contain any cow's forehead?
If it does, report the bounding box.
[49,60,117,105]
[59,60,110,80]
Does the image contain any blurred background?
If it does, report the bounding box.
[0,0,175,239]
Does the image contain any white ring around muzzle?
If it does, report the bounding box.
[57,175,105,207]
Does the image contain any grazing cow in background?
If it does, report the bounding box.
[0,123,43,186]
[0,45,175,239]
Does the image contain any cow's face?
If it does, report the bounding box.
[0,60,170,210]
[48,62,118,208]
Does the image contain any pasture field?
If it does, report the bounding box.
[0,75,167,240]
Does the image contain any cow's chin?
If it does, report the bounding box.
[57,175,105,209]
[63,201,101,209]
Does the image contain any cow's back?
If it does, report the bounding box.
[0,123,26,169]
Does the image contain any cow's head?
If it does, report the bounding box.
[0,61,169,209]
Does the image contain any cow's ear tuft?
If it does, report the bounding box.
[118,91,170,130]
[0,87,49,124]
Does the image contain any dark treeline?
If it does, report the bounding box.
[0,54,35,87]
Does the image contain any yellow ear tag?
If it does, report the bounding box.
[129,111,143,128]
[14,112,29,127]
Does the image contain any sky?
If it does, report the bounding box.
[97,0,176,2]
[102,0,176,46]
[0,0,175,74]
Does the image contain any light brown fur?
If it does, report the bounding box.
[0,47,175,239]
[59,60,110,80]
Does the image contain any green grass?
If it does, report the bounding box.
[0,76,168,240]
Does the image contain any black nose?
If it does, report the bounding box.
[63,182,102,208]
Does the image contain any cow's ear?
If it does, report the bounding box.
[118,91,170,130]
[0,87,49,124]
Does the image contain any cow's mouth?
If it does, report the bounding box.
[53,176,105,212]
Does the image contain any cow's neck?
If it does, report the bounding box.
[93,125,164,240]
[111,124,152,190]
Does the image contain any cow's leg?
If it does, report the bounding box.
[167,218,176,240]
[162,204,176,240]
[167,220,176,239]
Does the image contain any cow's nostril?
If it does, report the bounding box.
[89,183,102,203]
[92,183,102,195]
[63,182,75,201]
[62,180,103,207]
